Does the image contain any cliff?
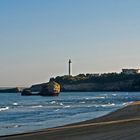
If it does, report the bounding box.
[60,81,134,92]
[30,73,140,92]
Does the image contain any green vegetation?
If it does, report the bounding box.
[55,73,140,85]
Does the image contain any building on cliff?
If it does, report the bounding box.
[122,69,140,75]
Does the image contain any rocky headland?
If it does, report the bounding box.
[30,73,140,92]
[2,73,140,93]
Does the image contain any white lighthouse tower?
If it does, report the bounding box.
[68,59,72,76]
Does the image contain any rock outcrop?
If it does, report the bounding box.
[39,79,60,96]
[21,89,32,96]
[21,79,61,96]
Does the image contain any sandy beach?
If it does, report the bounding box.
[1,102,140,140]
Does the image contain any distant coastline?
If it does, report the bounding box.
[2,72,140,93]
[0,87,24,93]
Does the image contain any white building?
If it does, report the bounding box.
[122,69,140,75]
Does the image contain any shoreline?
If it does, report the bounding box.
[1,102,140,140]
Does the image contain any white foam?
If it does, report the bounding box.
[94,105,100,107]
[3,124,20,128]
[13,102,18,106]
[93,96,105,99]
[55,109,60,111]
[31,105,43,108]
[0,107,9,112]
[101,103,115,107]
[122,102,127,106]
[63,105,70,108]
[60,103,64,106]
[86,97,105,100]
[122,102,132,106]
[80,101,85,104]
[13,125,19,128]
[50,101,56,104]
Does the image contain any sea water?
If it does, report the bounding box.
[0,92,140,136]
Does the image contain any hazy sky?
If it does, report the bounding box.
[1,0,140,87]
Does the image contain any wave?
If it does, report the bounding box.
[80,101,86,104]
[122,101,133,106]
[93,96,105,99]
[85,96,105,100]
[13,102,18,106]
[31,105,43,108]
[55,109,60,112]
[101,103,115,107]
[0,107,9,112]
[50,101,56,104]
[3,124,21,129]
[60,103,64,106]
[63,105,71,108]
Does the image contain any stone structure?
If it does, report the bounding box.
[39,79,60,96]
[21,89,32,96]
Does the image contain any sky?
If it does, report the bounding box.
[0,0,140,87]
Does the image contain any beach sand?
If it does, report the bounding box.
[1,102,140,140]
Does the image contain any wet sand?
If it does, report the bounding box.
[1,102,140,140]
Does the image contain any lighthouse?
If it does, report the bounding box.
[68,59,72,76]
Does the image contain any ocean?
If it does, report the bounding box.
[0,92,140,136]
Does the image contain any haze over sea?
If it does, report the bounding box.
[1,91,140,136]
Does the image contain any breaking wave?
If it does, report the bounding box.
[0,107,9,112]
[13,102,18,106]
[101,103,115,107]
[50,101,56,104]
[30,105,43,108]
